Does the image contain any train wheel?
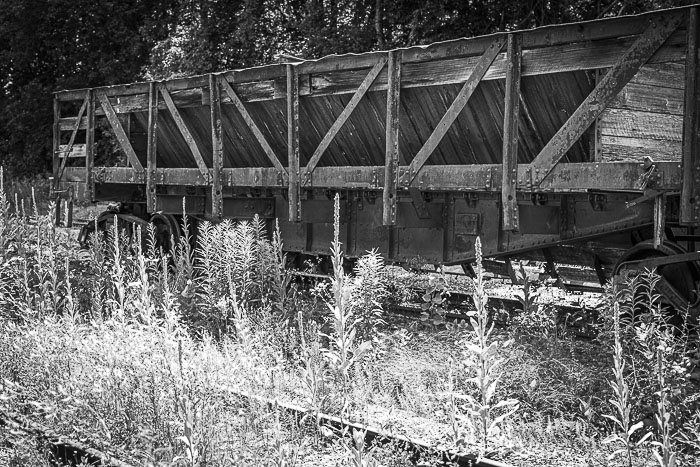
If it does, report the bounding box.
[613,240,700,323]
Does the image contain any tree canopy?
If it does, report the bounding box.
[0,0,692,177]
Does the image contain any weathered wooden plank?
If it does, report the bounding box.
[210,74,224,220]
[609,82,684,115]
[654,194,666,247]
[383,51,401,226]
[600,135,681,162]
[306,30,685,98]
[146,82,158,213]
[304,57,388,184]
[110,88,202,114]
[630,62,685,89]
[55,28,686,115]
[502,34,522,232]
[405,38,505,182]
[59,117,87,131]
[85,90,96,201]
[287,65,301,222]
[681,8,700,225]
[599,108,682,141]
[56,8,691,103]
[56,97,88,185]
[52,98,60,176]
[57,144,86,158]
[97,92,144,173]
[159,84,209,178]
[528,14,683,185]
[219,76,287,176]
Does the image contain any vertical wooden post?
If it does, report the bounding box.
[501,33,521,231]
[287,64,301,223]
[85,89,96,202]
[53,97,61,225]
[52,97,60,181]
[210,74,223,220]
[66,185,74,228]
[442,193,455,262]
[654,194,666,248]
[383,50,401,226]
[146,82,158,213]
[681,8,700,226]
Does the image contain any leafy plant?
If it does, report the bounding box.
[448,237,518,457]
[420,269,448,325]
[322,194,371,400]
[602,301,652,466]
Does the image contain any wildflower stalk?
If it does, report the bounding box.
[603,301,651,466]
[464,237,518,457]
[654,332,677,467]
[110,216,126,321]
[323,194,370,400]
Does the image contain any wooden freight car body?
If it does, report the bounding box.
[53,5,700,313]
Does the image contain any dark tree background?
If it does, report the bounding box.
[0,0,692,178]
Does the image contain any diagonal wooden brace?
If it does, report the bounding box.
[97,92,144,173]
[159,84,209,180]
[55,96,88,187]
[405,37,505,185]
[219,76,288,178]
[527,12,683,186]
[304,56,388,185]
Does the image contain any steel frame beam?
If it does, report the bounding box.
[210,74,224,220]
[287,64,301,222]
[74,161,683,194]
[146,82,158,212]
[383,50,401,226]
[501,34,522,231]
[85,90,96,201]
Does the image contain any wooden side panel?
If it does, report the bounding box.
[600,63,685,162]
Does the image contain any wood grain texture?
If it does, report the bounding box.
[219,76,287,175]
[304,57,387,182]
[159,85,209,178]
[600,108,682,142]
[406,38,505,182]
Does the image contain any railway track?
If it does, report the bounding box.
[0,410,133,467]
[228,389,515,467]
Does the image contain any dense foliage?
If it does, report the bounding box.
[0,0,694,177]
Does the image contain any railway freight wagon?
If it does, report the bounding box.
[53,5,700,316]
